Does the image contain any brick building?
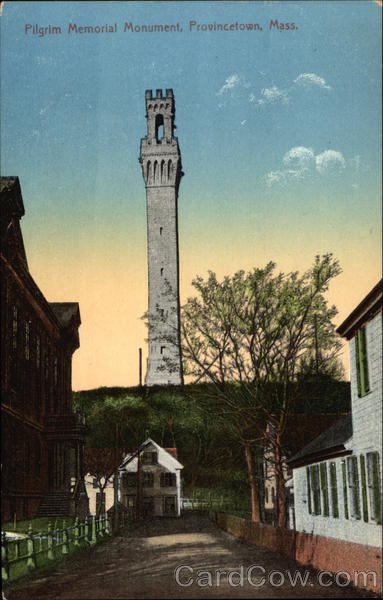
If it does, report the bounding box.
[1,177,87,522]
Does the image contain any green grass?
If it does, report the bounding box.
[2,516,76,534]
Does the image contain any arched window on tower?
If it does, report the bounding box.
[168,160,173,180]
[155,114,164,142]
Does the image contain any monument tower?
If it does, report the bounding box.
[140,89,183,386]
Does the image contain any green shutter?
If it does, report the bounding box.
[330,462,339,518]
[352,456,361,519]
[355,332,362,397]
[356,328,370,397]
[372,454,382,525]
[320,463,329,516]
[342,460,349,519]
[360,455,369,522]
[311,466,321,515]
[306,467,312,514]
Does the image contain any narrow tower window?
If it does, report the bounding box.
[160,227,163,236]
[155,114,164,141]
[160,268,164,276]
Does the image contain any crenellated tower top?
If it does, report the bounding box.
[140,88,183,188]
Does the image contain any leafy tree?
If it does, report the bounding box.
[83,448,126,516]
[175,253,342,524]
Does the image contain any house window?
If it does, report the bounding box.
[309,465,321,515]
[319,463,329,516]
[355,327,370,397]
[161,472,176,487]
[347,456,361,519]
[92,478,98,489]
[341,460,349,519]
[367,452,382,523]
[125,495,136,509]
[142,471,154,487]
[125,473,137,487]
[360,455,369,522]
[306,467,312,514]
[271,487,275,504]
[329,462,339,518]
[142,451,157,465]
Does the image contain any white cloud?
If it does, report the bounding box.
[267,146,347,186]
[283,146,314,169]
[217,74,240,96]
[259,85,289,105]
[315,150,345,174]
[294,73,331,90]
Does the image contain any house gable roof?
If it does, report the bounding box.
[287,413,353,468]
[120,438,183,471]
[336,279,382,340]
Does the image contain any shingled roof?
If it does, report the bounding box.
[287,412,353,468]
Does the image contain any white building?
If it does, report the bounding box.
[85,439,183,518]
[289,280,382,547]
[119,438,183,517]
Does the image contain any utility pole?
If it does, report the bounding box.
[113,423,119,531]
[139,348,142,387]
[136,445,142,520]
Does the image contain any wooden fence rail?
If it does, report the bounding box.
[2,514,111,582]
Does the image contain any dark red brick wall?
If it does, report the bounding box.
[211,512,382,594]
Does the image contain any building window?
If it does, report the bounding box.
[341,460,349,519]
[142,471,154,487]
[159,227,163,236]
[54,357,58,387]
[161,472,176,487]
[142,451,157,465]
[347,456,361,519]
[92,478,98,489]
[309,465,321,515]
[160,267,164,276]
[24,321,30,360]
[271,487,275,504]
[160,346,165,355]
[329,462,339,518]
[319,463,329,516]
[125,473,137,487]
[36,336,41,369]
[164,496,176,515]
[306,467,312,514]
[367,452,382,524]
[359,455,369,522]
[355,327,370,397]
[12,306,18,351]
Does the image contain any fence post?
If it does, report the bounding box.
[98,514,104,537]
[1,532,9,582]
[90,516,97,545]
[26,524,36,570]
[62,521,69,555]
[74,517,80,547]
[47,522,54,560]
[84,517,90,544]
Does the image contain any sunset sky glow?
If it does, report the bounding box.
[1,1,381,390]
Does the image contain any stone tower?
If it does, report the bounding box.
[140,89,183,386]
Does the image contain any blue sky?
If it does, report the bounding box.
[1,1,381,388]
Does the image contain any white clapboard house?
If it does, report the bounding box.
[288,280,382,548]
[119,438,183,517]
